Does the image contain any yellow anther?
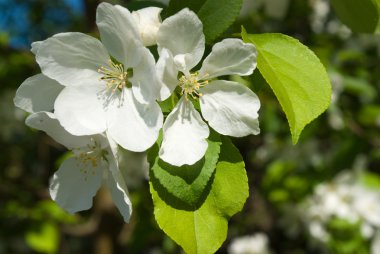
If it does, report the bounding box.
[178,72,209,100]
[73,139,106,179]
[98,59,129,92]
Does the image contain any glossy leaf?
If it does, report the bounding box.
[164,0,243,43]
[150,137,248,254]
[148,131,221,207]
[331,0,380,33]
[242,30,331,144]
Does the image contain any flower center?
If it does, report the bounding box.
[98,59,131,92]
[73,139,108,179]
[178,72,208,100]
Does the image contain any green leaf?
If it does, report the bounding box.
[150,137,248,254]
[242,29,331,144]
[197,0,243,43]
[330,0,380,33]
[158,93,179,113]
[360,172,380,190]
[163,0,205,15]
[149,131,221,207]
[358,105,380,126]
[25,222,59,254]
[164,0,243,43]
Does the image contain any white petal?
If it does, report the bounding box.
[96,3,143,67]
[31,41,43,55]
[157,8,205,72]
[14,74,63,113]
[26,112,92,149]
[49,157,103,214]
[54,83,107,136]
[130,48,161,104]
[105,132,120,162]
[105,151,132,222]
[199,39,257,79]
[132,7,162,46]
[156,48,178,101]
[107,89,163,152]
[200,80,260,137]
[159,97,209,166]
[36,32,109,86]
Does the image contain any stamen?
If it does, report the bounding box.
[178,72,209,100]
[98,59,129,92]
[73,139,106,180]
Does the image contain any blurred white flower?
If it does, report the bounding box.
[264,0,290,20]
[228,233,271,254]
[361,223,375,239]
[309,0,330,33]
[372,230,380,254]
[309,0,351,38]
[308,221,329,242]
[353,189,380,227]
[239,0,263,19]
[239,0,290,20]
[298,170,380,248]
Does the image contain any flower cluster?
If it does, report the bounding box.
[228,233,271,254]
[14,3,260,221]
[297,171,380,251]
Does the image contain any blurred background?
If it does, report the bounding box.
[1,0,380,253]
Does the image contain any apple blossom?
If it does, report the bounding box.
[132,7,162,46]
[33,2,163,152]
[156,8,260,166]
[26,111,132,222]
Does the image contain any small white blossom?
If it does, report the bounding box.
[26,112,132,222]
[309,0,351,38]
[156,8,260,166]
[33,2,163,152]
[132,7,162,46]
[298,170,380,247]
[228,233,271,254]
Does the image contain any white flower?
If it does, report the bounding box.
[372,229,380,254]
[33,2,163,152]
[300,170,380,246]
[352,187,380,227]
[26,111,132,222]
[308,221,329,242]
[228,233,271,254]
[156,8,260,166]
[132,7,162,46]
